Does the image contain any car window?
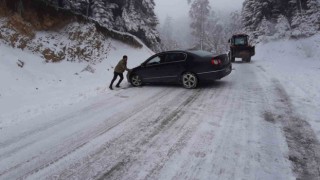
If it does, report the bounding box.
[234,37,247,45]
[189,50,213,57]
[165,53,187,63]
[146,54,166,66]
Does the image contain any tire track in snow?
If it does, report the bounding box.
[25,88,192,179]
[255,63,320,179]
[0,97,120,155]
[266,79,320,180]
[142,89,220,180]
[0,88,172,180]
[90,89,202,180]
[53,88,205,180]
[163,63,292,180]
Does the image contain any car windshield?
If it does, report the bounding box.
[234,37,247,45]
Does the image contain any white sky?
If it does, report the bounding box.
[154,0,245,23]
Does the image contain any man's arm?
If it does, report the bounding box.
[121,61,129,71]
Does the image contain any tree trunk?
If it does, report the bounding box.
[86,0,93,18]
[297,0,303,14]
[17,0,23,16]
[58,0,63,8]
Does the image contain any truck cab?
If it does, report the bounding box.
[228,34,255,63]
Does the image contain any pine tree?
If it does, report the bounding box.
[229,11,243,35]
[159,16,180,50]
[189,0,211,50]
[274,15,291,38]
[91,0,118,27]
[45,0,161,51]
[242,0,320,40]
[242,0,264,37]
[204,10,222,52]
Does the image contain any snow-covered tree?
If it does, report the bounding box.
[203,10,224,53]
[159,16,180,51]
[274,15,291,38]
[45,0,161,51]
[242,0,320,40]
[91,0,118,27]
[120,0,160,50]
[189,0,211,50]
[242,0,264,35]
[258,17,274,36]
[228,11,243,35]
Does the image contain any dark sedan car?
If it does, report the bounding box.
[128,50,232,89]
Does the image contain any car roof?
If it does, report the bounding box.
[160,50,187,53]
[156,50,215,57]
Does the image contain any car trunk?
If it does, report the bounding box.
[191,53,230,73]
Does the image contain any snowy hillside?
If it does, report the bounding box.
[0,29,153,128]
[1,29,320,179]
[255,34,320,138]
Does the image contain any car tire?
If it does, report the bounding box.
[246,57,251,62]
[130,74,143,87]
[181,72,198,89]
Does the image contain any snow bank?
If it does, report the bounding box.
[255,34,320,139]
[0,36,153,128]
[256,34,320,61]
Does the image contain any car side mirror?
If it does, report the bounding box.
[228,39,231,43]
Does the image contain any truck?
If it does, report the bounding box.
[228,34,255,63]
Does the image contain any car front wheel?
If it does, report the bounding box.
[182,72,198,89]
[131,74,143,87]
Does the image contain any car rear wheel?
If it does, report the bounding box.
[131,74,143,87]
[182,72,198,89]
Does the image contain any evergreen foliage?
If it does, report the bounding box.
[189,0,211,50]
[242,0,320,41]
[45,0,161,51]
[158,16,180,51]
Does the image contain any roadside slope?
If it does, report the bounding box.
[255,34,320,140]
[0,34,153,129]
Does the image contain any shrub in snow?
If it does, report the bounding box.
[17,60,24,68]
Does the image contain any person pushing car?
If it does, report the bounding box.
[109,55,130,90]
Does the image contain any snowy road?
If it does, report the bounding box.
[1,61,320,180]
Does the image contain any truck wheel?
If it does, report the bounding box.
[242,57,251,63]
[228,53,235,63]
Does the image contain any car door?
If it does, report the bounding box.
[160,52,187,82]
[138,53,167,83]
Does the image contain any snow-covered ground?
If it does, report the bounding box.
[0,40,153,128]
[255,35,320,139]
[0,34,320,179]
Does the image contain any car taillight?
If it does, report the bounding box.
[211,58,222,65]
